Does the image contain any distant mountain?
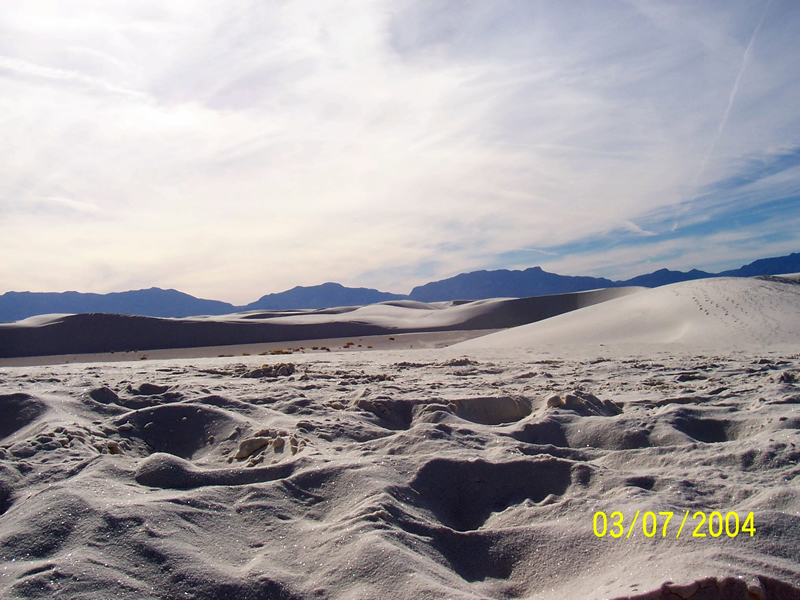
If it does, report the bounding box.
[243,282,406,311]
[0,288,235,323]
[620,268,714,288]
[0,283,406,323]
[408,267,616,303]
[407,252,800,303]
[718,252,800,278]
[2,252,798,323]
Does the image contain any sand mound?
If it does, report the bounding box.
[134,452,297,489]
[615,575,800,600]
[0,464,17,515]
[0,393,48,440]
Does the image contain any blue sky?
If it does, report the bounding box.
[1,0,799,303]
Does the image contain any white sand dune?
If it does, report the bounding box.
[1,276,800,599]
[457,276,800,353]
[0,287,640,360]
[225,288,640,330]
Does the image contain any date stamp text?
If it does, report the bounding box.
[593,510,756,539]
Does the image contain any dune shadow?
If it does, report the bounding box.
[409,457,573,531]
[667,409,739,443]
[0,393,48,441]
[354,396,534,431]
[508,417,570,447]
[448,396,532,425]
[117,404,244,460]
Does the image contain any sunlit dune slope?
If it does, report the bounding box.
[457,276,800,351]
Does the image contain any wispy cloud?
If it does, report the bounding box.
[0,55,149,99]
[0,0,798,302]
[33,195,103,215]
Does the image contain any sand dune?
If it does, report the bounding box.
[1,277,800,599]
[0,287,640,359]
[458,276,800,353]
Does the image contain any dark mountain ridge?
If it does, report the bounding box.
[406,267,616,302]
[407,253,800,302]
[0,288,236,323]
[1,252,798,323]
[244,282,406,311]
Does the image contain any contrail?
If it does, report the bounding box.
[697,1,771,179]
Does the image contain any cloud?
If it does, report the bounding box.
[0,55,149,99]
[0,1,798,302]
[33,195,103,215]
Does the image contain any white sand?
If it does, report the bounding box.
[1,276,799,599]
[457,276,800,353]
[0,287,641,361]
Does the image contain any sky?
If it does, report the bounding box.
[2,0,799,304]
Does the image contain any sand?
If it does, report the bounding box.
[1,276,799,599]
[0,287,642,360]
[457,275,800,353]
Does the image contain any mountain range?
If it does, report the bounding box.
[1,252,798,323]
